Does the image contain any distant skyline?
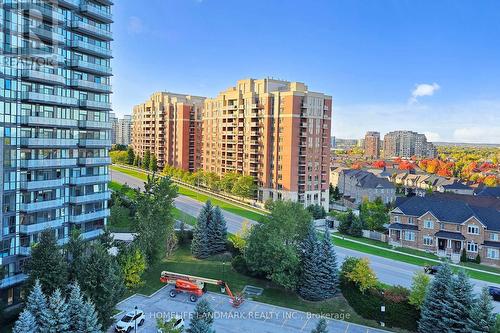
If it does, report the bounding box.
[111,0,500,144]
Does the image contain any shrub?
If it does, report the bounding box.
[231,255,250,275]
[475,254,481,264]
[384,285,410,303]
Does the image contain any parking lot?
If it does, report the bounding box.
[109,285,389,333]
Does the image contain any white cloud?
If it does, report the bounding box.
[424,132,441,142]
[127,16,145,34]
[409,83,440,104]
[452,127,500,144]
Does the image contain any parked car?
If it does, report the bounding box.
[488,286,500,301]
[157,315,185,332]
[115,309,145,332]
[423,265,442,274]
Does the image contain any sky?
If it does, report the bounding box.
[111,0,500,144]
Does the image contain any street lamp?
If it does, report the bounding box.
[134,306,138,332]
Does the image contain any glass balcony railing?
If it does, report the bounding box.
[0,273,28,288]
[21,69,66,85]
[69,191,110,204]
[19,247,31,256]
[20,198,65,212]
[57,0,80,9]
[19,158,78,169]
[19,218,64,234]
[17,2,65,23]
[20,115,78,127]
[69,174,109,185]
[21,92,78,107]
[70,20,112,41]
[78,99,112,110]
[20,178,65,190]
[78,139,112,147]
[78,119,112,129]
[92,0,113,6]
[70,79,112,93]
[70,58,112,76]
[79,3,113,23]
[70,39,112,58]
[18,48,65,64]
[69,209,109,223]
[81,229,104,240]
[22,24,65,44]
[20,138,79,147]
[77,156,111,165]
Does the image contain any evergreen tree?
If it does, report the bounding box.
[127,146,135,165]
[467,287,496,333]
[298,225,323,301]
[318,228,339,298]
[189,299,215,333]
[192,201,212,259]
[418,263,453,333]
[150,155,158,172]
[66,229,86,282]
[311,318,328,333]
[77,299,102,333]
[13,309,38,333]
[443,270,474,332]
[67,282,85,332]
[348,215,363,237]
[25,230,68,296]
[210,206,227,254]
[98,228,115,250]
[337,210,354,234]
[143,150,151,170]
[41,289,70,333]
[25,279,48,326]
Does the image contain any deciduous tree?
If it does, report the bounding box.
[118,246,147,289]
[408,271,430,310]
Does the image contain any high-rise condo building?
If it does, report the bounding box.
[0,0,113,307]
[383,130,437,158]
[111,114,131,146]
[202,78,332,209]
[132,92,205,171]
[364,131,380,159]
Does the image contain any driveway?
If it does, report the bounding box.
[109,285,389,333]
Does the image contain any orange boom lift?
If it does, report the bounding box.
[160,271,244,308]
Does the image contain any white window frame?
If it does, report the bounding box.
[404,231,415,242]
[467,225,480,235]
[467,241,478,253]
[423,236,433,246]
[490,233,499,241]
[423,220,434,229]
[486,248,499,260]
[408,217,414,225]
[393,215,400,223]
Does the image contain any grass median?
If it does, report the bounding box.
[110,165,265,221]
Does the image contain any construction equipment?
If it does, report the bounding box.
[160,271,244,308]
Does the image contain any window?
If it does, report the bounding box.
[467,241,478,253]
[424,220,434,229]
[486,248,499,260]
[440,223,445,230]
[423,236,433,246]
[490,233,499,241]
[408,217,414,225]
[404,231,415,241]
[393,215,400,223]
[467,225,480,235]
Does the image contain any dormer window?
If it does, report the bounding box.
[467,225,480,235]
[424,220,434,229]
[394,215,400,223]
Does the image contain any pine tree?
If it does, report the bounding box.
[348,215,363,237]
[467,287,496,333]
[41,289,70,333]
[25,279,47,327]
[189,299,215,333]
[418,263,453,333]
[67,282,85,332]
[311,318,328,333]
[192,201,212,259]
[318,228,339,298]
[127,146,135,165]
[150,155,158,172]
[13,309,38,333]
[298,225,323,301]
[77,299,102,333]
[143,150,151,170]
[443,270,474,332]
[210,206,227,254]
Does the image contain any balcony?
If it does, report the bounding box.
[19,247,31,256]
[92,0,113,5]
[70,79,112,93]
[18,2,65,23]
[57,0,80,9]
[21,92,78,107]
[79,99,112,110]
[0,274,28,288]
[18,48,65,65]
[70,20,112,41]
[22,24,65,44]
[69,191,111,204]
[81,229,104,240]
[70,59,112,76]
[20,178,65,191]
[78,119,112,129]
[21,69,65,85]
[78,139,112,148]
[77,156,111,165]
[19,218,64,234]
[19,158,77,169]
[70,39,112,58]
[21,115,78,128]
[69,209,109,224]
[69,174,109,185]
[20,138,78,148]
[20,198,65,212]
[79,3,113,23]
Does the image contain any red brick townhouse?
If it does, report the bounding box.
[388,196,500,267]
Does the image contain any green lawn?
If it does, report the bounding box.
[110,165,265,221]
[124,244,391,331]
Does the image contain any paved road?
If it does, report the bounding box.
[110,169,500,313]
[110,286,389,333]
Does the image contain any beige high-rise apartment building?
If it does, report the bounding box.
[383,130,437,158]
[132,92,205,171]
[202,78,332,209]
[364,131,380,159]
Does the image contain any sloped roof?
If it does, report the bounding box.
[342,169,395,189]
[442,181,472,190]
[476,186,500,198]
